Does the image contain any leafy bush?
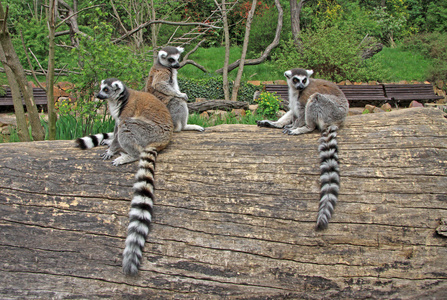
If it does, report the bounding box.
[254,91,281,119]
[274,25,384,83]
[65,19,150,137]
[178,77,260,103]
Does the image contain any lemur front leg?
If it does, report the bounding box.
[101,125,121,160]
[257,110,294,129]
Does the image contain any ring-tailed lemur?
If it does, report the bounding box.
[76,78,173,276]
[144,46,204,132]
[257,68,349,229]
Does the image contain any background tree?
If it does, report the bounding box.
[0,1,45,141]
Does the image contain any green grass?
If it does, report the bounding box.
[180,46,284,81]
[372,47,433,82]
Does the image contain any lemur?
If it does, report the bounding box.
[257,68,349,229]
[76,78,173,276]
[144,46,204,132]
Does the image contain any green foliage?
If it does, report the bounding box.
[67,21,150,136]
[275,25,384,82]
[254,91,281,119]
[12,18,73,71]
[0,86,6,97]
[179,77,260,103]
[400,32,447,83]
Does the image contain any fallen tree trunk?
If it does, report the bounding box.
[187,99,249,113]
[0,108,446,299]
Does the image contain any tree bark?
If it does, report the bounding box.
[221,0,231,101]
[290,0,306,47]
[46,0,57,140]
[187,99,248,113]
[0,108,446,298]
[0,1,45,141]
[231,0,257,101]
[0,59,30,141]
[216,0,283,74]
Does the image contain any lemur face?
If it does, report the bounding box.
[158,46,184,69]
[284,68,314,91]
[96,78,125,100]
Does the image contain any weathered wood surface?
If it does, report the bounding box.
[1,108,447,299]
[187,99,249,113]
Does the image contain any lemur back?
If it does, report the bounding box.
[257,68,349,229]
[75,78,173,275]
[144,46,204,132]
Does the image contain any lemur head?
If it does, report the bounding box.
[284,68,314,91]
[96,78,127,101]
[157,46,184,69]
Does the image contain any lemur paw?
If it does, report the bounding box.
[101,150,114,160]
[256,120,277,128]
[101,139,113,146]
[283,128,291,134]
[179,93,188,100]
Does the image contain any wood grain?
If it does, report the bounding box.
[1,108,446,299]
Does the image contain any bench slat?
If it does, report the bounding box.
[264,83,443,107]
[0,88,48,106]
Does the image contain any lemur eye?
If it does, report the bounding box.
[293,78,299,84]
[302,78,307,84]
[168,58,176,63]
[103,87,109,92]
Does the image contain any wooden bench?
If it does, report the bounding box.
[383,84,443,105]
[0,87,48,106]
[265,84,391,107]
[338,84,391,106]
[265,83,443,107]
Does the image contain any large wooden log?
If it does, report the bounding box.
[1,108,446,299]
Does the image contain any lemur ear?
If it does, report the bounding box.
[112,81,123,92]
[284,70,292,79]
[159,50,168,59]
[176,47,184,54]
[306,69,314,77]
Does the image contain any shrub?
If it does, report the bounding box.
[274,25,384,83]
[178,77,260,103]
[255,91,281,119]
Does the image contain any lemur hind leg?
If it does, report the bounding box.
[167,98,204,132]
[112,118,166,166]
[286,93,346,135]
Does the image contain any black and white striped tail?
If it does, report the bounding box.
[75,132,114,149]
[316,125,340,230]
[122,146,158,276]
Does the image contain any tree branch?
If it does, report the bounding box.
[216,0,283,74]
[112,20,221,44]
[20,30,46,91]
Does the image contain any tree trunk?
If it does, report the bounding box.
[187,99,248,113]
[231,0,257,101]
[0,59,30,141]
[221,0,231,101]
[0,1,45,141]
[290,0,306,47]
[1,108,446,298]
[215,0,283,74]
[46,0,57,140]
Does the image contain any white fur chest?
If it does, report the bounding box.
[108,100,121,121]
[171,69,180,93]
[288,87,300,117]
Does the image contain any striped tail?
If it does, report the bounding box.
[122,146,157,276]
[75,132,114,149]
[316,125,340,230]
